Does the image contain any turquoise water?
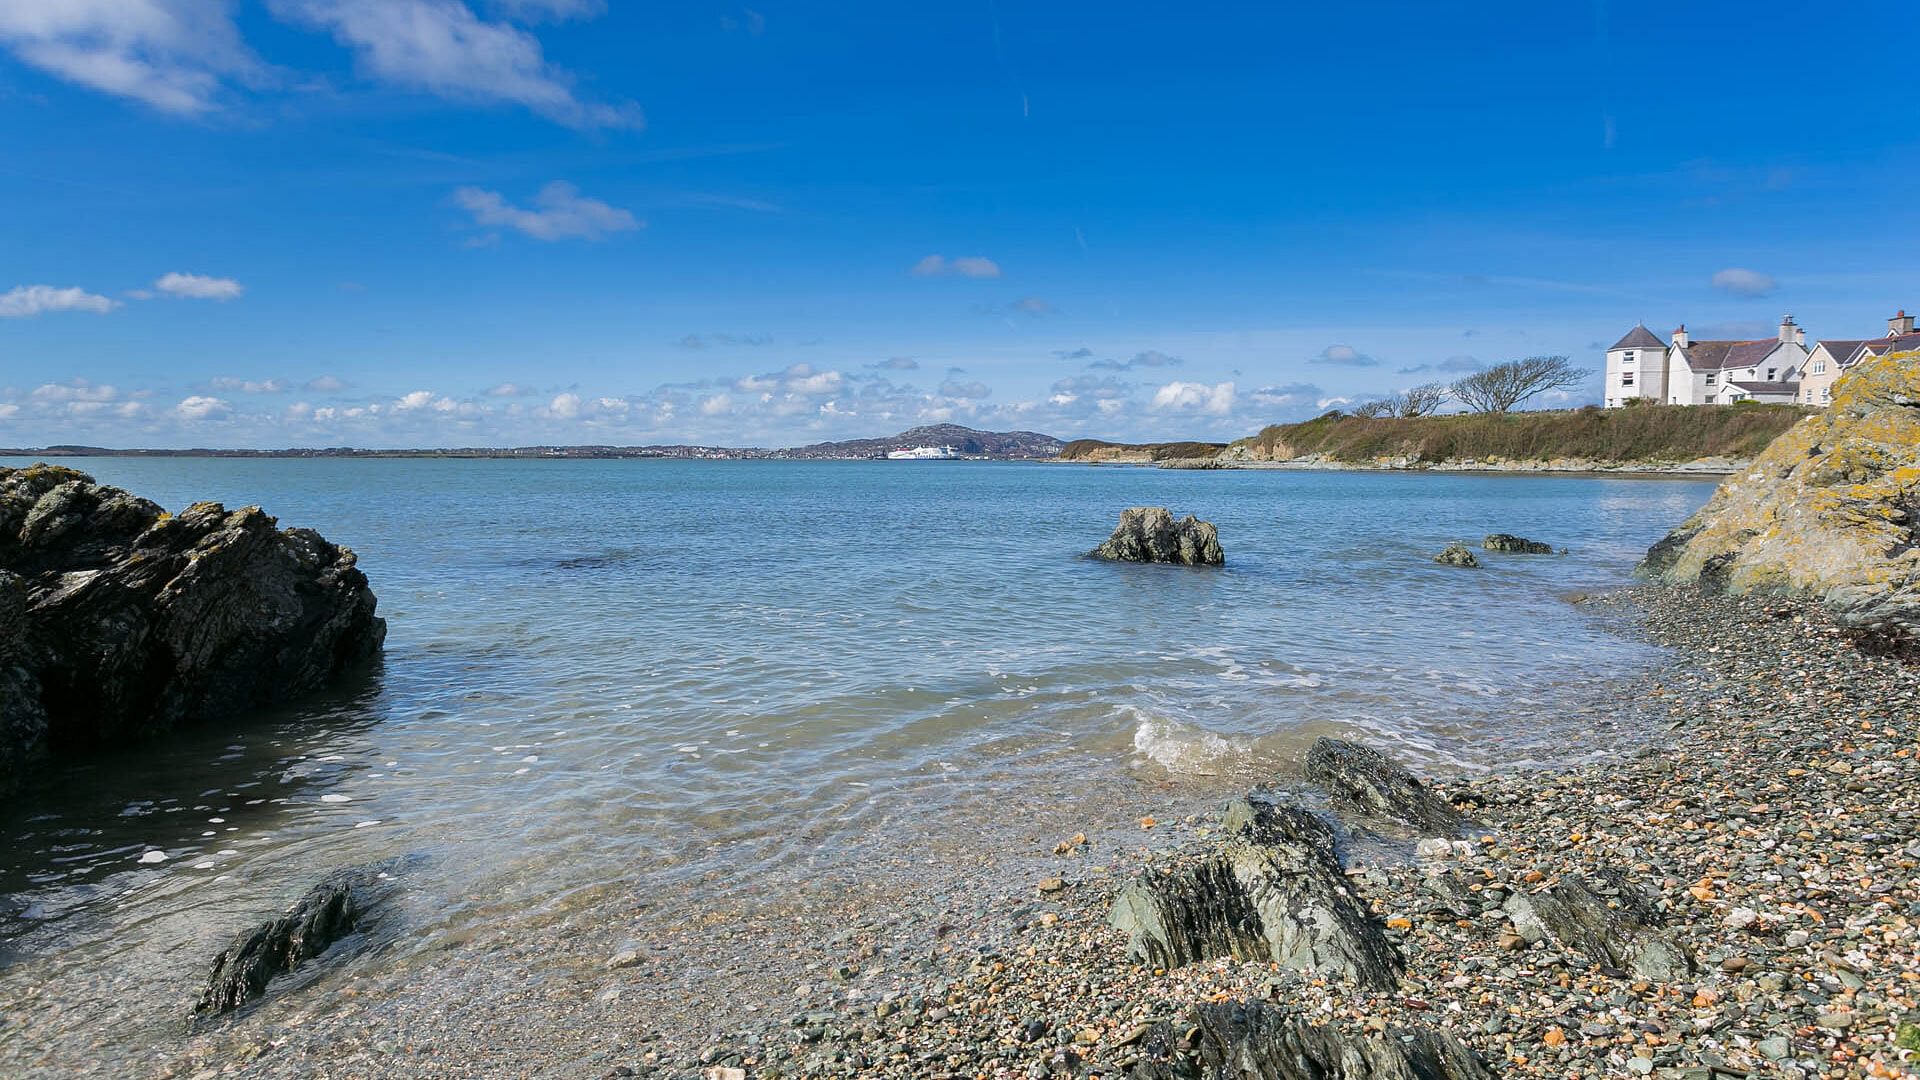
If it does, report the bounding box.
[0,457,1713,1064]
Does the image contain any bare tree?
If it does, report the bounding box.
[1449,355,1586,413]
[1392,382,1449,417]
[1351,398,1394,418]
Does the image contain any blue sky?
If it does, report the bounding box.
[2,1,1916,449]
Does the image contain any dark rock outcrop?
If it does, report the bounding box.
[1303,738,1470,838]
[1432,543,1480,568]
[1092,507,1224,566]
[0,464,386,794]
[1482,533,1556,554]
[1109,799,1401,988]
[1126,1001,1495,1080]
[196,878,361,1015]
[1503,869,1694,981]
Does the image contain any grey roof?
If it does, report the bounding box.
[1727,381,1799,393]
[1679,339,1793,371]
[1850,331,1920,364]
[1609,325,1666,350]
[1813,340,1868,364]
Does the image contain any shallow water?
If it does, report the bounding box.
[0,457,1712,1067]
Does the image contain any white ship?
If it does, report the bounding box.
[884,445,961,460]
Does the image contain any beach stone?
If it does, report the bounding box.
[1124,1000,1494,1080]
[1108,798,1402,988]
[1302,737,1470,838]
[1636,352,1920,651]
[1432,543,1481,568]
[0,464,386,795]
[1483,533,1556,554]
[1090,507,1224,566]
[196,872,372,1016]
[1503,870,1695,982]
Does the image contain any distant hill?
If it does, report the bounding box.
[780,424,1064,459]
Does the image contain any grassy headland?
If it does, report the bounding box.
[1059,402,1812,472]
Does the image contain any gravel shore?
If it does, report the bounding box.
[154,586,1918,1080]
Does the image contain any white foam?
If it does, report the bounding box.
[1128,708,1241,772]
[320,794,352,803]
[137,850,167,864]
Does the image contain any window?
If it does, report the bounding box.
[1706,394,1716,404]
[1705,372,1716,385]
[1812,360,1827,375]
[1765,367,1777,381]
[1621,371,1634,386]
[1822,387,1831,403]
[1623,351,1635,365]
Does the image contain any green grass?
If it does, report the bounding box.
[1058,439,1228,461]
[1238,403,1811,465]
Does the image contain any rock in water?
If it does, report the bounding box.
[1482,533,1555,554]
[1432,543,1480,568]
[1637,352,1920,651]
[0,464,386,794]
[1126,1001,1495,1080]
[1091,507,1224,566]
[1303,738,1469,838]
[1503,869,1694,982]
[197,878,361,1015]
[1109,799,1401,988]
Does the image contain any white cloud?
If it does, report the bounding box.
[1150,380,1235,415]
[394,389,436,410]
[453,181,640,241]
[1710,267,1776,297]
[486,0,603,22]
[547,391,581,418]
[0,404,19,420]
[174,394,230,420]
[269,0,641,129]
[155,271,244,300]
[208,376,285,393]
[485,382,533,396]
[0,284,118,318]
[305,374,350,392]
[910,255,1001,279]
[31,381,119,402]
[1311,344,1377,367]
[0,0,264,115]
[699,393,732,416]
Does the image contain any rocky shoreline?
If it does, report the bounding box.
[144,584,1917,1080]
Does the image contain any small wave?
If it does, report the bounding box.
[1126,708,1243,772]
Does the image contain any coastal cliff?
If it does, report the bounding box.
[1639,353,1920,651]
[0,464,386,794]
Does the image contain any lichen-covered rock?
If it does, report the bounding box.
[1303,738,1470,838]
[0,464,386,795]
[1125,1000,1495,1080]
[1432,543,1480,568]
[1109,799,1401,988]
[1503,869,1694,982]
[1483,533,1556,554]
[1637,353,1920,650]
[1092,507,1224,566]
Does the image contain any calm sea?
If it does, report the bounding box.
[0,457,1713,1066]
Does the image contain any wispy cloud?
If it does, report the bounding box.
[870,356,918,370]
[677,333,772,349]
[1310,344,1377,367]
[1396,356,1481,375]
[911,255,1002,279]
[1051,347,1093,360]
[208,377,286,393]
[1710,267,1776,298]
[0,284,118,318]
[1090,350,1181,371]
[1009,296,1054,316]
[486,0,605,23]
[0,0,266,115]
[155,271,244,300]
[454,181,641,241]
[269,0,642,129]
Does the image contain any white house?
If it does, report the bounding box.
[1603,316,1808,407]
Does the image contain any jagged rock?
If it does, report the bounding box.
[1126,1000,1495,1080]
[0,464,386,795]
[1482,533,1556,554]
[1302,738,1470,838]
[1432,543,1480,568]
[1109,799,1401,988]
[1503,869,1694,981]
[194,860,411,1016]
[1637,352,1920,650]
[1091,507,1224,566]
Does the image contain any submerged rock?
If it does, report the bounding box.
[1303,738,1469,838]
[1109,799,1401,988]
[1503,869,1694,982]
[197,880,358,1015]
[1432,543,1480,568]
[1091,507,1224,566]
[1636,352,1920,651]
[1126,1000,1495,1080]
[1482,533,1556,554]
[0,464,385,794]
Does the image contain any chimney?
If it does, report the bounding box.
[1671,324,1689,348]
[1778,314,1798,344]
[1891,309,1915,336]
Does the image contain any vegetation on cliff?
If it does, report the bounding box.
[1234,401,1809,467]
[1639,352,1920,651]
[1056,439,1228,463]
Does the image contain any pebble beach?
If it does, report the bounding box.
[141,583,1918,1080]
